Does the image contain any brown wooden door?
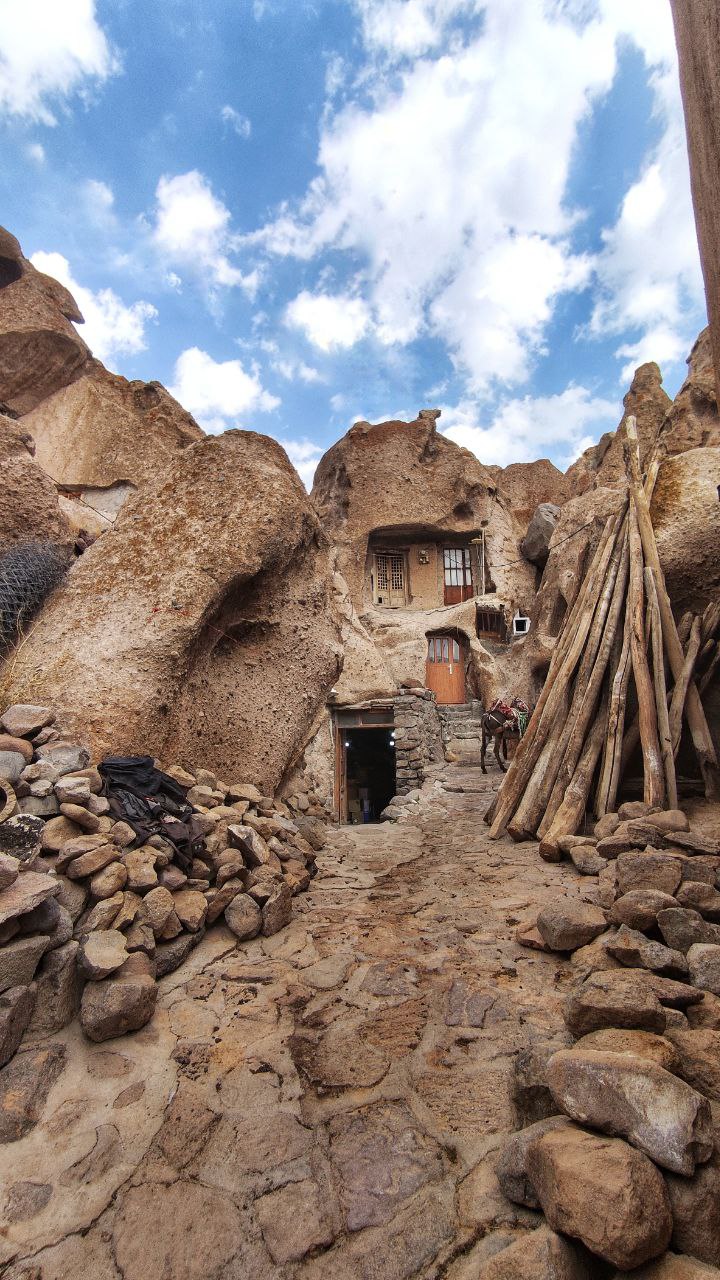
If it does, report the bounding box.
[425,635,465,704]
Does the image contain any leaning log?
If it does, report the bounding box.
[646,567,678,809]
[539,694,610,857]
[669,616,703,757]
[627,501,665,808]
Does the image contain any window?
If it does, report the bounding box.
[477,607,506,641]
[444,547,472,587]
[373,551,407,607]
[513,613,531,635]
[427,636,460,663]
[443,547,474,605]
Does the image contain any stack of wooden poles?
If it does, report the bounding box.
[488,417,720,856]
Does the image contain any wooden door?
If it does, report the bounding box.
[373,552,407,607]
[443,548,473,606]
[425,635,465,704]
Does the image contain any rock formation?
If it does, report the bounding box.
[671,0,720,407]
[23,358,204,530]
[0,431,344,791]
[0,226,90,415]
[565,363,671,497]
[0,415,72,551]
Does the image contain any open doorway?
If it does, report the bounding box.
[344,728,396,823]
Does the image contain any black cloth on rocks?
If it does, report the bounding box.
[98,755,204,871]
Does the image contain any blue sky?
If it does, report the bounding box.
[0,0,707,484]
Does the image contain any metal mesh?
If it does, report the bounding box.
[0,540,69,653]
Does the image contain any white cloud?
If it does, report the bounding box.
[442,385,619,468]
[285,290,371,352]
[255,0,618,388]
[251,0,705,395]
[354,0,479,59]
[169,346,280,433]
[588,56,705,381]
[221,104,251,138]
[0,0,117,124]
[281,437,324,488]
[152,171,258,294]
[30,250,157,364]
[25,141,45,164]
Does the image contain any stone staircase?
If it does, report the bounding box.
[436,701,485,764]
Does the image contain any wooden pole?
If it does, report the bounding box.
[646,566,678,809]
[669,616,703,757]
[596,584,633,816]
[625,416,720,799]
[540,693,610,853]
[488,507,627,838]
[538,522,630,839]
[627,499,665,808]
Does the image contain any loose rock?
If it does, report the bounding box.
[546,1047,713,1174]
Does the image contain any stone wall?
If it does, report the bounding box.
[392,691,444,795]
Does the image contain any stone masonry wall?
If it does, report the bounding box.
[393,691,444,795]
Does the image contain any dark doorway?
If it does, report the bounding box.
[343,728,396,823]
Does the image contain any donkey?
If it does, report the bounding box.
[480,699,530,773]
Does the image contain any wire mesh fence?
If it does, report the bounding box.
[0,541,69,653]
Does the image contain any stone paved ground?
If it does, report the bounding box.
[0,765,599,1280]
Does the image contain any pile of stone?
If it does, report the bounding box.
[0,702,324,1060]
[506,800,720,1276]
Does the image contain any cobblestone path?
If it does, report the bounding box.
[0,766,596,1279]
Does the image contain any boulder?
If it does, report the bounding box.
[546,1048,713,1175]
[495,1116,571,1208]
[0,226,90,413]
[80,960,157,1042]
[658,908,720,953]
[0,984,36,1067]
[78,929,128,980]
[65,842,119,879]
[0,852,19,890]
[0,870,59,926]
[676,881,720,920]
[139,886,175,935]
[0,933,53,992]
[0,704,54,739]
[574,1028,680,1073]
[0,432,344,793]
[606,924,689,979]
[611,1254,720,1279]
[568,844,606,876]
[0,734,32,763]
[23,358,203,495]
[89,860,127,899]
[474,1225,594,1279]
[511,1041,570,1126]
[665,1152,720,1268]
[224,893,262,941]
[0,814,44,866]
[520,503,560,568]
[154,928,204,978]
[666,1028,720,1101]
[617,850,684,897]
[27,940,82,1034]
[564,971,667,1037]
[610,890,679,932]
[688,943,720,995]
[526,1123,672,1270]
[536,900,607,952]
[261,882,292,936]
[171,889,207,932]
